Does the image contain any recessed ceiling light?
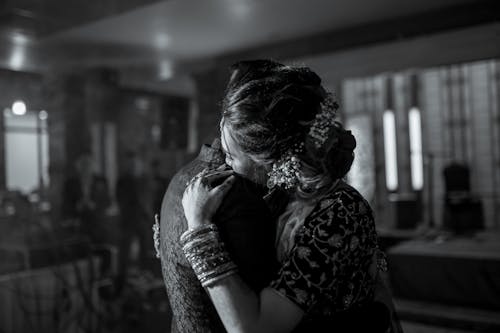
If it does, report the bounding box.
[154,34,171,50]
[39,110,48,120]
[159,61,173,80]
[12,100,27,115]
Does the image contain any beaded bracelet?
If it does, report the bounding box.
[180,223,218,244]
[180,224,238,287]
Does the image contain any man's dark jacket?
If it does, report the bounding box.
[159,140,277,333]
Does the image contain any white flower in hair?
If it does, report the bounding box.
[266,93,340,191]
[308,93,338,149]
[267,142,304,190]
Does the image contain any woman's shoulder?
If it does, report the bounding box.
[308,182,373,219]
[299,182,376,242]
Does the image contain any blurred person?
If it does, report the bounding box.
[158,138,278,333]
[62,152,111,243]
[116,151,152,289]
[150,159,170,215]
[181,60,399,332]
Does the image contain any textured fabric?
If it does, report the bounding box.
[270,182,379,321]
[275,200,317,262]
[159,140,277,333]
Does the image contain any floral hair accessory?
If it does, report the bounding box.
[308,92,339,149]
[153,214,161,259]
[267,142,304,190]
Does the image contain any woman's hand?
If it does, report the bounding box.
[182,168,236,229]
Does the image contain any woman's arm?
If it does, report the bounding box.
[181,170,303,332]
[206,276,303,333]
[181,170,304,332]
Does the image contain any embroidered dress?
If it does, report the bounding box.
[275,199,317,263]
[270,182,379,323]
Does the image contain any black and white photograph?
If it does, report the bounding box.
[0,0,499,332]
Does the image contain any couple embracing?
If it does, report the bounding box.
[157,60,402,333]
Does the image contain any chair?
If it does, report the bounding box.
[442,163,484,233]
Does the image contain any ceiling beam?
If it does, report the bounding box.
[213,0,500,66]
[301,23,500,85]
[0,0,163,37]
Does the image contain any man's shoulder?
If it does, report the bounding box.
[166,158,207,197]
[160,158,209,236]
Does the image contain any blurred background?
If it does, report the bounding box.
[0,0,499,332]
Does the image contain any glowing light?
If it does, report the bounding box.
[383,110,398,191]
[135,97,150,111]
[12,100,27,115]
[159,61,173,80]
[154,34,171,50]
[409,107,424,190]
[226,0,252,17]
[39,110,48,120]
[11,32,30,45]
[151,124,161,143]
[9,45,25,70]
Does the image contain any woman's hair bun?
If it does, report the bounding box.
[259,67,327,140]
[282,66,322,87]
[323,126,356,180]
[227,59,286,92]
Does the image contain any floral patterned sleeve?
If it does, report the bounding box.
[269,187,378,313]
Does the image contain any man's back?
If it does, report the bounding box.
[160,141,277,333]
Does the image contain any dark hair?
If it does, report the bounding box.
[221,60,356,199]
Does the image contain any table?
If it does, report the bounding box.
[387,232,500,310]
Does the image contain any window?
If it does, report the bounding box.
[3,108,49,194]
[383,110,398,191]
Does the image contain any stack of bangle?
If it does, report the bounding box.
[180,223,238,287]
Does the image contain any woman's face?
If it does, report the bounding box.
[220,122,267,185]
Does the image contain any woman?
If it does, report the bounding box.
[181,60,393,332]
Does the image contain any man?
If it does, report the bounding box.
[159,139,278,333]
[150,159,170,215]
[62,152,111,244]
[116,151,152,289]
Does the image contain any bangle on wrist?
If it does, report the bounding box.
[180,223,238,287]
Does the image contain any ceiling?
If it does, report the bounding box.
[0,0,498,93]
